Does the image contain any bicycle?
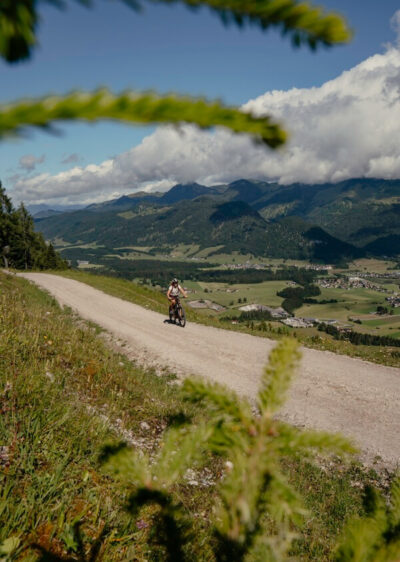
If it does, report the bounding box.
[169,296,186,327]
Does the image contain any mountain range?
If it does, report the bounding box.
[34,178,400,262]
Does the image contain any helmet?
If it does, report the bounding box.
[172,277,178,284]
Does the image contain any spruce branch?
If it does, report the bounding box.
[0,89,286,148]
[101,340,364,561]
[183,377,253,422]
[153,423,213,485]
[0,0,351,64]
[258,337,301,416]
[148,0,352,49]
[277,424,356,457]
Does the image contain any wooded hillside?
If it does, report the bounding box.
[0,183,66,270]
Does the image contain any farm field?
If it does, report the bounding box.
[346,258,400,274]
[297,287,400,336]
[184,280,289,309]
[185,281,400,338]
[182,278,400,337]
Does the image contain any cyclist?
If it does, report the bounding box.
[167,278,187,319]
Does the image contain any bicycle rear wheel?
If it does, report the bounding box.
[178,305,186,327]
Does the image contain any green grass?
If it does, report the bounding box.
[0,272,212,560]
[346,258,399,274]
[185,279,288,309]
[0,272,395,560]
[297,287,400,337]
[298,287,393,320]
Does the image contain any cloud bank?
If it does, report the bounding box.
[10,20,400,204]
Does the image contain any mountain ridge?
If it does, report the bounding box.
[34,177,400,261]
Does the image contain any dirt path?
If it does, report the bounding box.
[21,273,400,469]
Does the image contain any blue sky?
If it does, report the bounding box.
[1,0,400,204]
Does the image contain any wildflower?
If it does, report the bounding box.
[45,371,55,382]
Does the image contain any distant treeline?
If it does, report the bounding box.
[63,255,322,285]
[0,183,66,270]
[221,309,275,323]
[61,251,320,286]
[318,323,400,347]
[277,284,321,314]
[77,258,214,285]
[190,267,318,285]
[304,298,338,304]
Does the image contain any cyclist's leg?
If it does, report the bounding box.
[169,298,176,320]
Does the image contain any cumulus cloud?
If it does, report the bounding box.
[19,154,45,172]
[10,19,400,204]
[242,45,400,183]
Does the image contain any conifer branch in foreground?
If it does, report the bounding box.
[104,339,357,561]
[0,89,287,148]
[0,0,351,64]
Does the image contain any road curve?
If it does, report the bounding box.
[20,273,400,469]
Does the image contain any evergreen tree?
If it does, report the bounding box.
[0,182,67,270]
[0,183,14,266]
[12,203,36,269]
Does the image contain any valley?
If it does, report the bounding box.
[31,178,400,357]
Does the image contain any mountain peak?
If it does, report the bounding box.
[160,183,220,204]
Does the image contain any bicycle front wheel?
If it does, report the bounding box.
[178,305,186,327]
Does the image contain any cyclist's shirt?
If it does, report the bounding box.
[168,284,183,297]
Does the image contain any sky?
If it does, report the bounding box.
[1,0,400,205]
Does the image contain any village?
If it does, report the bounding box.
[317,275,391,292]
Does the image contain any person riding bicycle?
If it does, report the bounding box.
[167,278,187,317]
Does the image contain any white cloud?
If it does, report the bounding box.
[10,20,400,204]
[19,154,45,172]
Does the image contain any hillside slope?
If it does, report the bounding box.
[36,196,360,262]
[20,272,400,469]
[35,177,400,259]
[249,178,400,249]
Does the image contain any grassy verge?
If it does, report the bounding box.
[55,270,400,367]
[0,272,393,560]
[0,272,213,560]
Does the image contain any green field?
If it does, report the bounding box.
[346,258,400,274]
[186,280,400,334]
[297,286,400,336]
[185,280,288,309]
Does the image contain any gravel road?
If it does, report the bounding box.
[21,273,400,469]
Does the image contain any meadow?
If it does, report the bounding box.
[184,280,288,309]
